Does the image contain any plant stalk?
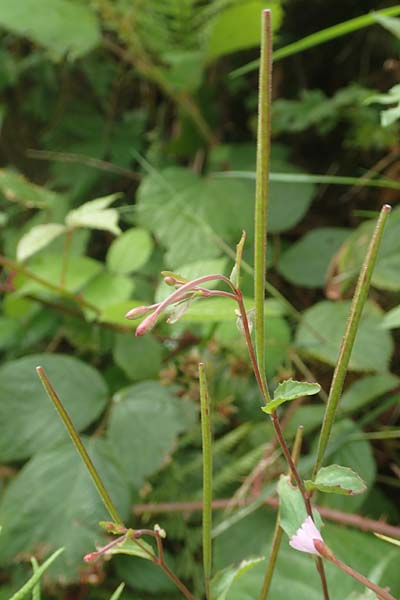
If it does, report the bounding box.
[199,362,213,600]
[254,9,272,398]
[36,367,123,524]
[313,204,392,477]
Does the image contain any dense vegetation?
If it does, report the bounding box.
[0,1,399,599]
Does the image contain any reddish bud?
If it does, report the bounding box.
[135,312,158,336]
[125,305,153,320]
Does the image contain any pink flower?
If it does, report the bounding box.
[135,311,159,336]
[289,516,324,555]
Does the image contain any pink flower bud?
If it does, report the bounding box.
[289,516,324,555]
[125,305,152,320]
[135,311,158,336]
[83,551,98,563]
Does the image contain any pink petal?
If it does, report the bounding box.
[289,516,324,555]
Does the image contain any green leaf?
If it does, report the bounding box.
[17,254,102,298]
[66,193,121,235]
[374,13,400,39]
[114,550,177,593]
[107,536,153,561]
[0,354,108,461]
[315,420,376,513]
[340,373,399,413]
[382,304,400,329]
[0,440,130,582]
[0,0,100,60]
[262,379,321,414]
[0,316,21,350]
[100,300,144,327]
[180,297,283,323]
[107,382,196,489]
[106,228,153,274]
[277,475,323,538]
[278,228,350,288]
[113,333,162,381]
[295,300,393,371]
[8,548,64,600]
[17,223,67,262]
[81,271,134,314]
[0,168,63,208]
[207,0,283,61]
[305,465,367,495]
[211,557,264,600]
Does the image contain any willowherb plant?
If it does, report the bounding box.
[36,10,396,600]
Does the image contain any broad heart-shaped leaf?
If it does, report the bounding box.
[278,227,350,288]
[0,0,100,60]
[17,223,67,261]
[262,379,321,414]
[277,475,323,538]
[66,193,121,235]
[210,557,264,600]
[305,465,367,496]
[0,439,130,583]
[206,0,283,61]
[0,354,108,461]
[106,228,154,274]
[295,300,393,372]
[107,382,196,489]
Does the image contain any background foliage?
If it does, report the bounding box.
[0,1,399,599]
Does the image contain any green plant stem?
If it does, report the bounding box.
[254,9,272,397]
[258,426,303,600]
[36,366,123,525]
[9,548,64,600]
[315,542,396,600]
[231,5,400,77]
[313,204,392,477]
[199,362,213,600]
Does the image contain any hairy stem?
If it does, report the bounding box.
[199,363,213,600]
[313,204,392,477]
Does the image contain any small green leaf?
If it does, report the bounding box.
[106,536,153,561]
[261,379,321,414]
[106,228,153,274]
[382,304,400,329]
[17,224,66,262]
[66,193,121,235]
[277,475,323,538]
[305,465,367,496]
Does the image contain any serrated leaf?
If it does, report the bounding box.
[106,228,153,274]
[262,379,321,414]
[0,440,130,582]
[305,465,367,495]
[17,223,67,262]
[277,475,323,538]
[0,0,100,60]
[107,382,196,489]
[66,193,121,235]
[295,300,393,371]
[210,557,264,600]
[0,354,108,461]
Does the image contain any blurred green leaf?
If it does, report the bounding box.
[295,300,393,371]
[106,228,153,275]
[0,0,100,60]
[382,304,400,329]
[277,475,322,538]
[0,440,130,582]
[81,271,134,314]
[0,168,63,208]
[113,333,162,381]
[278,228,350,288]
[305,465,367,495]
[340,373,399,413]
[0,354,108,461]
[108,382,196,489]
[17,223,66,262]
[211,557,264,600]
[66,193,121,235]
